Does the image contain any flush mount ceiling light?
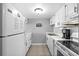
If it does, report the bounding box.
[34,8,43,16]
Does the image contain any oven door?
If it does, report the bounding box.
[56,41,78,56]
[57,50,64,56]
[56,44,69,56]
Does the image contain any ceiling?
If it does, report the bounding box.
[11,3,64,19]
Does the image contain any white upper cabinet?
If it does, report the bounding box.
[50,3,79,27]
[50,15,55,25]
[77,4,79,13]
[66,3,78,19]
[54,5,65,27]
[64,3,79,25]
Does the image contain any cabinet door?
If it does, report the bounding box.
[48,38,51,53]
[55,5,65,27]
[46,39,48,46]
[54,13,59,27]
[77,3,79,13]
[47,37,50,49]
[49,38,54,55]
[61,6,65,25]
[50,18,52,25]
[47,37,54,55]
[26,40,30,48]
[67,3,74,17]
[66,3,78,18]
[50,15,55,25]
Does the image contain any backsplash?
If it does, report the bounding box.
[53,27,63,37]
[67,25,79,42]
[54,25,79,42]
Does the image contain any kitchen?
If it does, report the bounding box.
[0,3,79,56]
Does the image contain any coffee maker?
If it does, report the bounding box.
[62,29,71,39]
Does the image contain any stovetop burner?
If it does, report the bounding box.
[58,40,79,55]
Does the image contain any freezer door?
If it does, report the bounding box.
[2,4,25,36]
[2,34,26,56]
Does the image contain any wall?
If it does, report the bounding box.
[25,18,53,43]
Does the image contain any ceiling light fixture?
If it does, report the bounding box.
[34,8,43,16]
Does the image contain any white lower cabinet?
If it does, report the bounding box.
[26,39,31,48]
[25,39,31,55]
[49,38,54,55]
[25,33,32,55]
[46,36,54,56]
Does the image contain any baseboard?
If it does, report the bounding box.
[32,43,46,45]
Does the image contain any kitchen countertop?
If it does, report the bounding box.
[46,33,79,42]
[47,33,71,41]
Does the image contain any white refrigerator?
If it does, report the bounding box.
[0,3,26,56]
[0,3,3,56]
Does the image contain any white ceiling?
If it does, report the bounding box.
[11,3,64,19]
